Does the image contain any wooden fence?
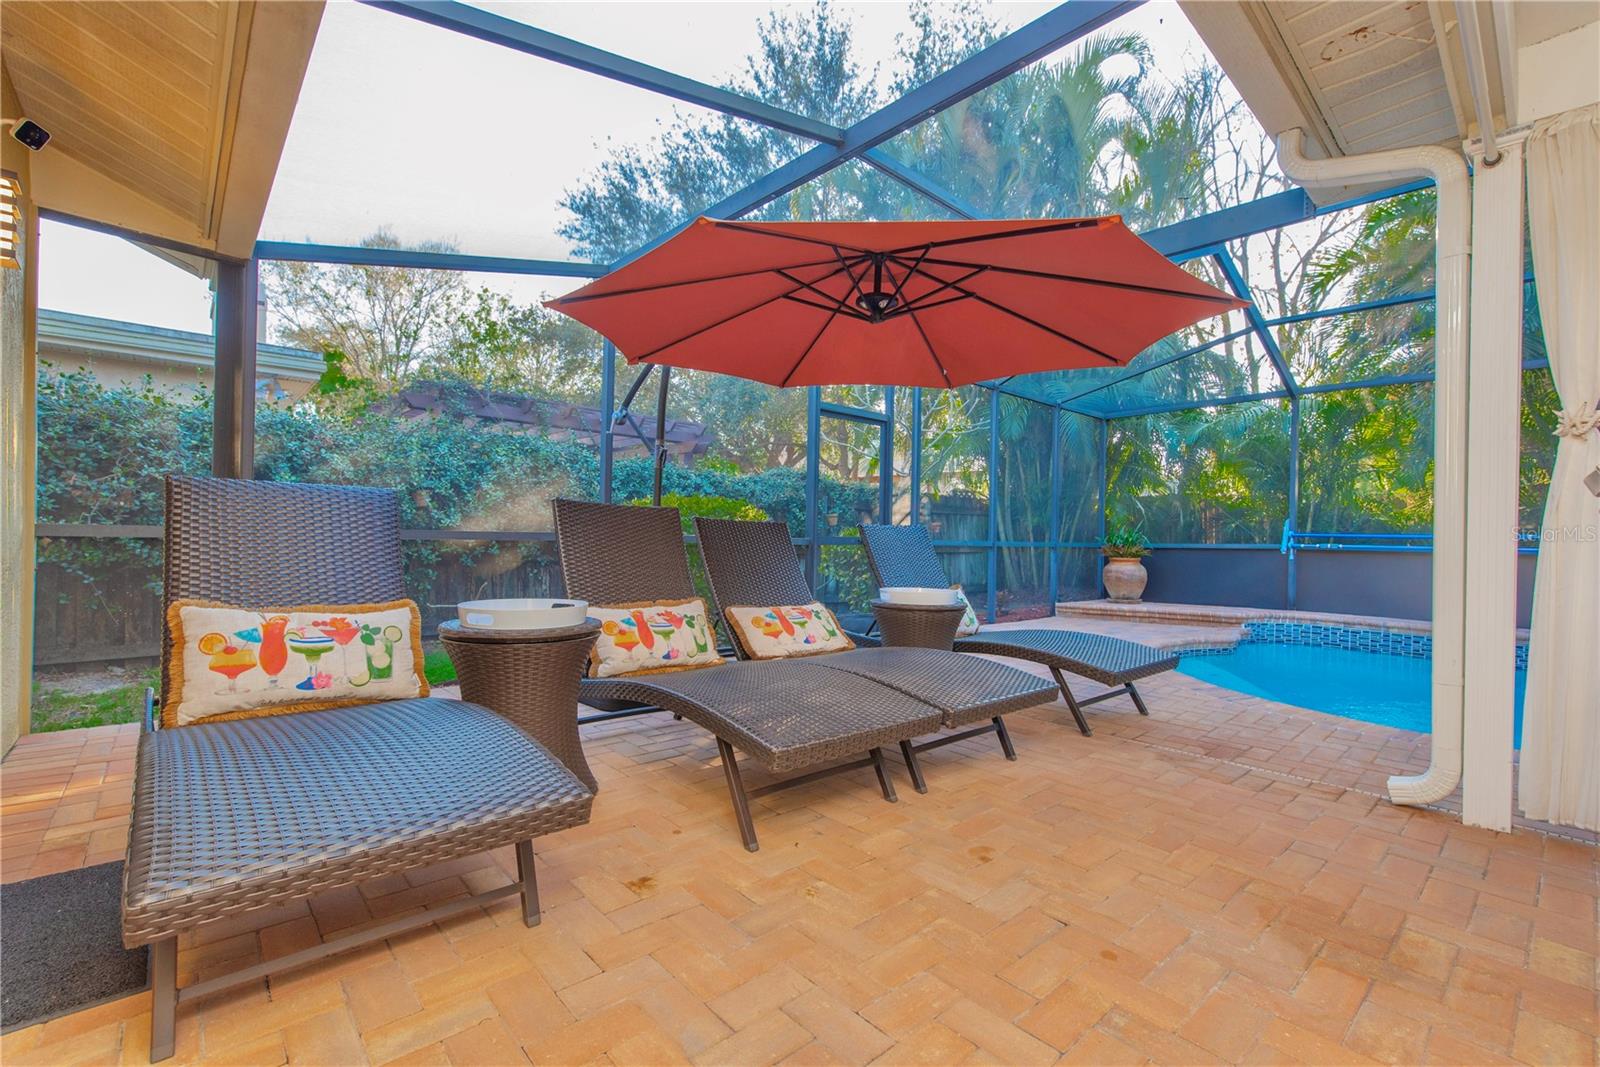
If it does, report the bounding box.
[32,537,569,672]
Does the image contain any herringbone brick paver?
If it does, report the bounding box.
[2,639,1596,1066]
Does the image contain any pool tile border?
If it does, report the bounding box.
[1172,621,1530,671]
[1060,601,1530,670]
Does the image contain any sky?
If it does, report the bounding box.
[37,0,1223,340]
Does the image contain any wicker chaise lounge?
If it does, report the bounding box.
[552,499,1052,845]
[123,477,594,1062]
[693,516,1058,792]
[860,523,1178,736]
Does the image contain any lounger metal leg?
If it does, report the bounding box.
[993,716,1018,760]
[149,935,177,1062]
[869,747,898,803]
[898,739,928,794]
[515,840,541,928]
[716,737,760,853]
[1050,668,1093,736]
[1127,682,1151,717]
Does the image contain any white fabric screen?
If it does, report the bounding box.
[1518,104,1600,831]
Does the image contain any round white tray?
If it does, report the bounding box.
[878,586,960,606]
[457,598,590,630]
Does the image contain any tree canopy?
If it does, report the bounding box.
[245,2,1551,552]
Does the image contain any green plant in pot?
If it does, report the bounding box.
[1101,518,1151,603]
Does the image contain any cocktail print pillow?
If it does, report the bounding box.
[724,602,854,660]
[952,586,981,636]
[589,598,725,678]
[163,599,428,727]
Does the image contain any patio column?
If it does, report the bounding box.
[212,257,258,479]
[0,146,38,755]
[1461,134,1528,831]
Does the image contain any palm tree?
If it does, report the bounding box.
[882,33,1149,219]
[1288,190,1438,532]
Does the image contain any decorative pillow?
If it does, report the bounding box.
[952,586,982,636]
[590,598,724,678]
[163,599,428,727]
[724,602,855,660]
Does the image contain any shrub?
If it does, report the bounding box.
[627,492,771,608]
[35,369,881,667]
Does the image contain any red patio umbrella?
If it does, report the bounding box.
[546,215,1246,500]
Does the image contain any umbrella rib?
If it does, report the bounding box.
[930,277,1123,365]
[774,268,872,321]
[550,256,856,305]
[632,262,856,362]
[778,308,840,389]
[900,301,954,388]
[834,246,872,311]
[882,252,955,388]
[882,255,985,316]
[915,256,1242,304]
[881,248,924,309]
[889,293,973,316]
[710,220,877,256]
[782,293,872,321]
[883,218,1103,256]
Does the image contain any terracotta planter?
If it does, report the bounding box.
[1102,557,1148,603]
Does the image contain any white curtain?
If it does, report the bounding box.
[1519,104,1600,831]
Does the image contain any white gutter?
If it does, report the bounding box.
[1276,128,1471,806]
[1455,0,1504,164]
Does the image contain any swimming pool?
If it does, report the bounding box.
[1177,625,1527,743]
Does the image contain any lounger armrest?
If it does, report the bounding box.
[846,629,882,648]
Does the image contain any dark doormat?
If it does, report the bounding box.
[1,861,148,1032]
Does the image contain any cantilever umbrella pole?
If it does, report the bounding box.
[617,361,656,412]
[609,362,674,505]
[653,366,672,506]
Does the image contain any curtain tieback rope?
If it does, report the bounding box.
[1552,403,1600,440]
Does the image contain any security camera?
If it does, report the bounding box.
[3,118,50,151]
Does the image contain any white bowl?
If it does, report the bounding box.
[878,586,960,606]
[457,598,589,630]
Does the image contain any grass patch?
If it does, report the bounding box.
[423,648,457,686]
[31,654,459,734]
[32,668,157,733]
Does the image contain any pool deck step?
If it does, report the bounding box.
[984,614,1241,653]
[1055,599,1434,634]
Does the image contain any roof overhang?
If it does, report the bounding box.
[1,1,323,261]
[36,309,324,380]
[1180,1,1599,204]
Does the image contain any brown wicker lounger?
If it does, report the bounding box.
[693,517,1059,792]
[860,523,1178,736]
[124,477,593,1062]
[553,500,1050,846]
[553,498,937,848]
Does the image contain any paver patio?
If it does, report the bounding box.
[2,620,1595,1066]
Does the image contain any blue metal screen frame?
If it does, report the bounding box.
[234,1,1474,619]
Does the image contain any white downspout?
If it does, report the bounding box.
[1455,0,1503,164]
[1276,128,1470,806]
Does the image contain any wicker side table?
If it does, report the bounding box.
[870,600,967,651]
[439,619,602,792]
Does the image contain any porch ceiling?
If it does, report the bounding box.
[1273,0,1469,155]
[0,0,323,259]
[1179,0,1512,203]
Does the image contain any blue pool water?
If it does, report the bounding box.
[1178,641,1527,744]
